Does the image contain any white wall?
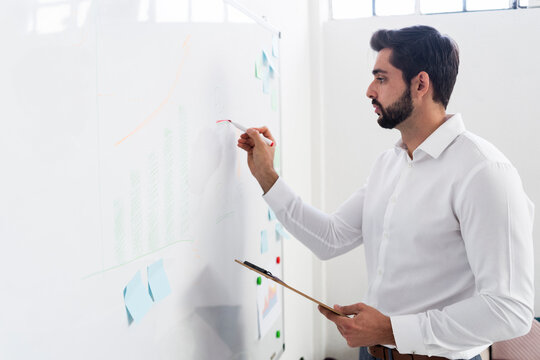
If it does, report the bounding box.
[319,8,540,360]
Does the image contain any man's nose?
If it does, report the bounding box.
[366,82,376,99]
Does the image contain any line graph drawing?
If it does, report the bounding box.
[114,35,192,146]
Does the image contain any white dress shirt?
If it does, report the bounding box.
[263,114,535,359]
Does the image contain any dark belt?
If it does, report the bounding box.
[368,345,450,360]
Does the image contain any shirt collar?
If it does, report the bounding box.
[393,113,466,159]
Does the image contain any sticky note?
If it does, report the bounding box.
[273,145,281,175]
[272,34,279,58]
[262,50,269,66]
[255,60,263,79]
[268,208,277,221]
[123,270,154,323]
[147,259,172,303]
[261,230,269,253]
[263,73,270,94]
[269,64,277,78]
[275,223,289,240]
[271,89,278,112]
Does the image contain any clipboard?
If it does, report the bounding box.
[235,259,347,317]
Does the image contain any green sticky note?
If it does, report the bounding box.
[255,60,263,79]
[271,89,278,111]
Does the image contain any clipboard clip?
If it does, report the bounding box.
[243,261,284,283]
[235,259,348,317]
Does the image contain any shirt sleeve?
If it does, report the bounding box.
[391,161,535,357]
[263,177,365,260]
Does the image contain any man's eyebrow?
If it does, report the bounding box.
[372,69,388,75]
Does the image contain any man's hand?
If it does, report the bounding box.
[318,303,396,348]
[237,126,278,193]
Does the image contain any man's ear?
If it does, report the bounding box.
[414,71,430,98]
[417,71,430,93]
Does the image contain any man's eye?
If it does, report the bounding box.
[377,77,385,83]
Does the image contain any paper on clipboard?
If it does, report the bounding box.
[235,259,346,317]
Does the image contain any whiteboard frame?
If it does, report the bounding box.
[223,0,282,38]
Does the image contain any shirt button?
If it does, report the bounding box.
[391,196,397,203]
[408,163,413,168]
[378,269,383,275]
[383,232,389,239]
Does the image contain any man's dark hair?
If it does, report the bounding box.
[370,25,459,109]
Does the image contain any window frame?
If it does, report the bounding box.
[329,0,531,20]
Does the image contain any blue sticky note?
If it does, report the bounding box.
[268,208,276,221]
[262,73,270,94]
[272,34,279,58]
[261,230,269,253]
[123,270,154,323]
[262,50,269,66]
[269,64,276,79]
[147,259,172,303]
[275,223,289,240]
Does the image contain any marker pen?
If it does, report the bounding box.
[217,120,274,147]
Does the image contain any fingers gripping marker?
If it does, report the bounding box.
[217,120,274,147]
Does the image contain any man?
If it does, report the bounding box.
[237,26,534,360]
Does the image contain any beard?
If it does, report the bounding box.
[373,86,414,129]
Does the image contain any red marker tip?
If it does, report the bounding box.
[216,119,231,123]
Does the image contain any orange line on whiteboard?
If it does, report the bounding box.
[182,35,191,49]
[114,35,192,146]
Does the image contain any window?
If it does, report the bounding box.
[331,0,532,20]
[375,0,415,16]
[332,1,372,19]
[420,0,462,14]
[466,0,511,11]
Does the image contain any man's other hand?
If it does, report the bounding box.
[318,302,396,348]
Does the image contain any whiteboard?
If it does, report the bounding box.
[0,2,285,359]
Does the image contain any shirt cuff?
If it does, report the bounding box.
[262,177,293,212]
[391,314,427,356]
